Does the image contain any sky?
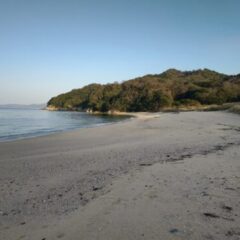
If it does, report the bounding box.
[0,0,240,104]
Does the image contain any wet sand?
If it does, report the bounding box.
[0,111,240,240]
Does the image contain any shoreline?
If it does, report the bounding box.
[46,102,240,114]
[0,112,134,143]
[0,108,224,144]
[0,111,166,144]
[1,111,240,239]
[2,107,239,143]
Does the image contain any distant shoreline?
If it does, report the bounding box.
[0,104,46,110]
[46,102,240,116]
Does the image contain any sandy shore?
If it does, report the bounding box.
[0,111,240,240]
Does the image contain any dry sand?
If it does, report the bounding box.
[0,111,240,240]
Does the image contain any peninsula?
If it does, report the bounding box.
[47,69,240,113]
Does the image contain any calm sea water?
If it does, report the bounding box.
[0,108,129,142]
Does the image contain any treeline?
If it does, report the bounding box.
[47,69,240,112]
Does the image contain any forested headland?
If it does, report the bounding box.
[47,69,240,112]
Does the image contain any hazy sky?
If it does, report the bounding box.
[0,0,239,104]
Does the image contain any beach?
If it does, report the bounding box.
[0,111,240,240]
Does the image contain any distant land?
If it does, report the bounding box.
[47,69,240,113]
[0,104,46,110]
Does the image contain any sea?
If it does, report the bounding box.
[0,108,129,142]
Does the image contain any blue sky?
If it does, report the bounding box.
[0,0,239,104]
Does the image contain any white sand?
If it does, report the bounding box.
[0,111,240,240]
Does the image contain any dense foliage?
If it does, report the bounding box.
[48,69,240,112]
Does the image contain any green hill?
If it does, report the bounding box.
[47,69,240,112]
